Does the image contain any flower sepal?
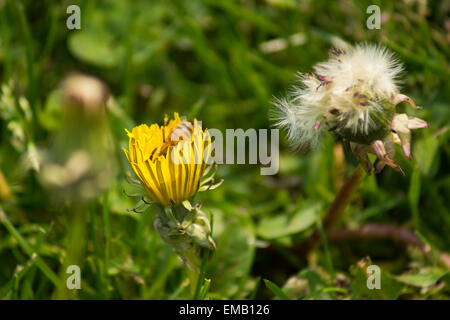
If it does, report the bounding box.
[333,98,395,145]
[153,202,215,271]
[181,204,216,251]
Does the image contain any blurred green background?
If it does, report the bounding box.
[0,0,449,299]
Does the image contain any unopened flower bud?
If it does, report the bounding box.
[62,73,108,115]
[153,203,215,272]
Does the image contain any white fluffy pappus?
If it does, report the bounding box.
[272,43,404,152]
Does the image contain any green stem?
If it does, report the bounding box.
[299,165,365,253]
[322,165,365,232]
[193,248,209,300]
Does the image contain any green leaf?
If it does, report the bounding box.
[295,269,336,300]
[39,89,63,132]
[413,134,440,177]
[256,202,319,239]
[248,277,261,300]
[408,165,421,229]
[355,196,405,222]
[263,279,290,300]
[396,268,448,288]
[350,258,404,300]
[68,32,124,68]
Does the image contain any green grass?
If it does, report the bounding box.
[0,0,449,300]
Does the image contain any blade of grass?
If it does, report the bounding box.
[384,38,450,77]
[0,207,60,288]
[39,5,59,68]
[355,196,406,222]
[316,212,335,277]
[263,279,290,300]
[409,165,421,230]
[168,279,190,300]
[199,278,211,300]
[187,97,206,119]
[5,256,37,299]
[200,0,282,34]
[0,6,12,80]
[101,191,111,298]
[89,202,106,298]
[248,277,261,300]
[145,249,178,299]
[15,2,37,138]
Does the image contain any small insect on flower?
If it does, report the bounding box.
[123,112,218,207]
[123,113,222,271]
[272,43,429,175]
[149,119,194,161]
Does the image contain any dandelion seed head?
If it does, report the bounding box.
[271,93,321,152]
[272,43,428,175]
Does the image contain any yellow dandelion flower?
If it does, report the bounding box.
[123,113,221,273]
[123,113,211,206]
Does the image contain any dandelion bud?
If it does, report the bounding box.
[38,74,115,201]
[272,43,429,174]
[153,204,215,272]
[62,73,108,115]
[153,206,201,272]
